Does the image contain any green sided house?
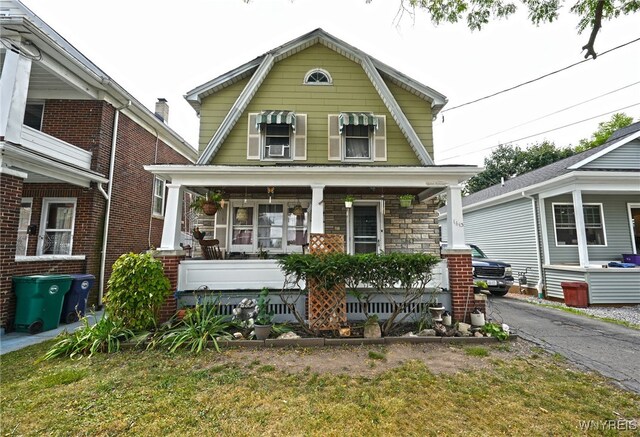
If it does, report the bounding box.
[145,29,480,322]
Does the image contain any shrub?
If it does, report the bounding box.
[105,252,171,331]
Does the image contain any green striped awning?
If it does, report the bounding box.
[256,110,296,130]
[338,112,378,133]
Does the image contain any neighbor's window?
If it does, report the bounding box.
[39,198,76,255]
[304,68,332,85]
[16,199,33,256]
[344,124,371,159]
[23,103,44,130]
[263,124,291,159]
[554,203,606,246]
[152,176,165,216]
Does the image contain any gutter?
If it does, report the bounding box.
[98,100,131,307]
[522,192,544,297]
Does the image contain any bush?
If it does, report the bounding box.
[105,252,171,331]
[155,304,231,353]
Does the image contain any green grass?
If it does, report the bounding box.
[465,346,489,357]
[1,341,639,436]
[368,350,386,360]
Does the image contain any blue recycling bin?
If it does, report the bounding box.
[60,274,95,323]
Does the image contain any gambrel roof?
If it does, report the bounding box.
[186,28,448,166]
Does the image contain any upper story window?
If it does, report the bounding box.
[553,203,606,246]
[152,176,166,216]
[38,198,76,255]
[23,103,44,130]
[264,124,291,159]
[328,113,386,162]
[344,125,371,159]
[304,68,332,85]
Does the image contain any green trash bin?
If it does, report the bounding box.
[13,275,73,334]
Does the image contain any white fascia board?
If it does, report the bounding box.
[1,144,108,187]
[568,130,640,169]
[196,54,276,165]
[360,56,434,165]
[144,164,479,187]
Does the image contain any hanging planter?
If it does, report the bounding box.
[399,194,414,208]
[235,206,249,223]
[190,190,224,216]
[292,204,304,216]
[344,195,355,208]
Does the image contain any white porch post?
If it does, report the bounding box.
[572,189,590,267]
[446,185,467,250]
[310,184,325,234]
[0,48,32,143]
[160,183,184,251]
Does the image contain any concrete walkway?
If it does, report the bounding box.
[489,297,640,394]
[0,311,103,355]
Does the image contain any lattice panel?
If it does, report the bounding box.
[309,233,345,254]
[307,279,347,331]
[308,234,346,330]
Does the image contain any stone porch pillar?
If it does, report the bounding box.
[155,251,185,323]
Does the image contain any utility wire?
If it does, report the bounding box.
[440,37,640,114]
[438,102,640,162]
[440,80,640,156]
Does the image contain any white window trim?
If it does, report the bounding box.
[37,197,77,256]
[228,200,310,254]
[627,203,640,253]
[346,200,385,255]
[303,68,333,85]
[16,198,33,257]
[552,202,607,247]
[152,176,166,217]
[342,125,373,162]
[261,125,294,162]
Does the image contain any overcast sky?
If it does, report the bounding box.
[22,0,640,166]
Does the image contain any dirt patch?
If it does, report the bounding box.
[206,340,537,378]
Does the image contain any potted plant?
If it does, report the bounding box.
[253,287,274,340]
[190,190,224,216]
[344,195,355,208]
[363,314,381,338]
[399,194,414,208]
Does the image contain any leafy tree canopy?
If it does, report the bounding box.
[390,0,639,58]
[575,112,634,152]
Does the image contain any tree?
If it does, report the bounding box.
[575,112,634,152]
[389,0,639,59]
[464,141,574,194]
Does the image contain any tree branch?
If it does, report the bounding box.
[582,0,605,59]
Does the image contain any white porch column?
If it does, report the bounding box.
[572,189,590,267]
[446,185,467,250]
[0,48,32,143]
[310,184,325,234]
[160,183,184,250]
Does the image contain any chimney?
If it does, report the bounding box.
[154,98,169,123]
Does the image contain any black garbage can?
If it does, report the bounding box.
[60,274,95,323]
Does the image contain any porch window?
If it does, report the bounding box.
[287,204,308,246]
[152,176,165,216]
[231,206,254,248]
[38,198,76,255]
[258,204,283,249]
[553,203,606,246]
[16,198,33,256]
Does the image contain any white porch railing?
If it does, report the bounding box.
[21,125,92,169]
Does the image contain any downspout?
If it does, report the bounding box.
[98,100,131,307]
[522,192,544,297]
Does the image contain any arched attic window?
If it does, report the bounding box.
[303,68,332,85]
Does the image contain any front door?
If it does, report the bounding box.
[349,203,383,254]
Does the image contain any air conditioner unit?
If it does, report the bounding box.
[268,144,285,157]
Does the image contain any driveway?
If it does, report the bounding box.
[490,297,640,394]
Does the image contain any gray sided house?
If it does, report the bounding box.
[439,122,640,305]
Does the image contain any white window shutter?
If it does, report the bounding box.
[373,115,387,161]
[247,113,260,160]
[328,114,341,161]
[293,114,307,160]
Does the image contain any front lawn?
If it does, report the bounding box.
[1,340,638,436]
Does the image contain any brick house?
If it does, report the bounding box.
[146,29,481,323]
[0,1,197,332]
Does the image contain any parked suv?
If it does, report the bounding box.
[469,244,514,296]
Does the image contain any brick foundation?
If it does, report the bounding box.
[156,252,185,322]
[442,249,485,323]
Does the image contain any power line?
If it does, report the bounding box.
[440,80,640,156]
[438,102,640,163]
[440,37,640,114]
